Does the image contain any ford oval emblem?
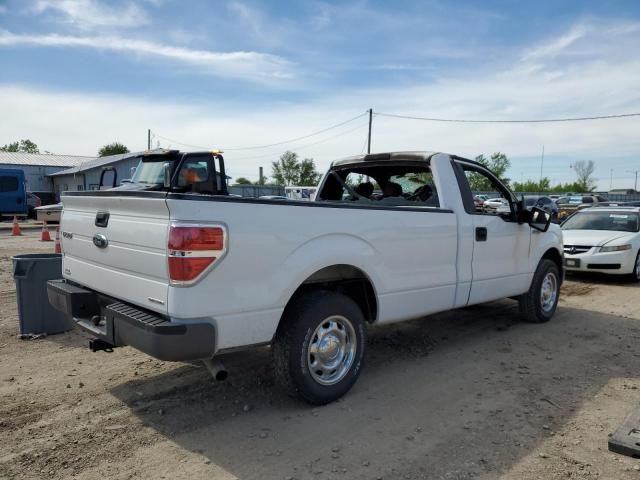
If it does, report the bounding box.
[93,234,108,249]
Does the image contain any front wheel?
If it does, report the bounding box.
[629,251,640,283]
[518,259,560,323]
[272,291,366,405]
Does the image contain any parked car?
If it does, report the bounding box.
[48,150,563,404]
[26,192,42,218]
[557,194,608,221]
[596,201,640,208]
[562,206,640,281]
[473,195,486,210]
[483,197,509,213]
[523,196,559,222]
[0,168,27,218]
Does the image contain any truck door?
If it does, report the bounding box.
[0,171,26,217]
[454,160,531,304]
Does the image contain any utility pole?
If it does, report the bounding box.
[610,168,613,191]
[147,129,151,150]
[367,108,373,154]
[627,170,639,192]
[538,145,545,194]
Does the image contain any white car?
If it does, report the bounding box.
[483,197,509,212]
[562,206,640,281]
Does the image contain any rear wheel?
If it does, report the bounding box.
[273,290,366,405]
[518,259,560,323]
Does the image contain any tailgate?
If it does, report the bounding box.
[60,193,170,314]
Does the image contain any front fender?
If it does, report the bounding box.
[530,224,563,272]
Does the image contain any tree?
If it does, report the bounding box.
[513,177,551,193]
[0,139,40,154]
[272,151,300,186]
[271,151,321,186]
[572,160,597,192]
[233,177,253,185]
[298,158,321,186]
[98,142,130,157]
[468,152,512,191]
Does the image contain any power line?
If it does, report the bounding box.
[374,111,640,124]
[152,111,368,152]
[231,121,369,162]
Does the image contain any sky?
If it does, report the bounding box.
[0,0,639,189]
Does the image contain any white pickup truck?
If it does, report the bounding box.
[48,150,563,404]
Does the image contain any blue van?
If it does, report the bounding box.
[0,169,27,217]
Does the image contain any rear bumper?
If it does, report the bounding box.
[47,279,216,361]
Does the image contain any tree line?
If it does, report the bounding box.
[1,138,600,192]
[1,139,130,157]
[463,153,597,193]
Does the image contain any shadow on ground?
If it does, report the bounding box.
[110,301,640,479]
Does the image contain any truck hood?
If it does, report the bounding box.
[562,229,634,247]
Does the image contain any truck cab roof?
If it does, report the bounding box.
[331,151,437,168]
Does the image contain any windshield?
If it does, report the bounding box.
[524,197,537,206]
[130,159,172,185]
[562,211,640,232]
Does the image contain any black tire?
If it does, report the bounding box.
[518,259,560,323]
[628,251,640,283]
[272,290,366,405]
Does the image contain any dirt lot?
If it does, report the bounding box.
[1,232,640,480]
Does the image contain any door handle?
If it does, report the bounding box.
[476,227,488,242]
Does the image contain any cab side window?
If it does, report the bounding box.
[457,162,512,217]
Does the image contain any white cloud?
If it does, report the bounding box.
[32,0,148,29]
[0,19,639,189]
[0,30,294,82]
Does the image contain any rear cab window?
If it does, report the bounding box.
[318,162,440,208]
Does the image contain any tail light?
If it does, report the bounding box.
[167,224,227,285]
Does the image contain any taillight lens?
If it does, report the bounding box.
[168,257,215,282]
[168,225,226,284]
[169,226,224,251]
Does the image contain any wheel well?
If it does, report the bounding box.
[542,248,563,284]
[285,265,378,323]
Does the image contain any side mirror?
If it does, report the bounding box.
[529,206,551,232]
[163,162,171,188]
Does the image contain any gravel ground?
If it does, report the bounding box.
[1,231,640,479]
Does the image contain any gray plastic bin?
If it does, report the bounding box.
[12,253,73,335]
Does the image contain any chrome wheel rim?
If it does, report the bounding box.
[540,272,558,313]
[307,315,357,386]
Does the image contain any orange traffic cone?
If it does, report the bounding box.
[40,222,52,242]
[54,227,61,253]
[11,216,21,236]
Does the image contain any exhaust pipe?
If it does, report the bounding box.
[202,358,228,381]
[89,338,114,353]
